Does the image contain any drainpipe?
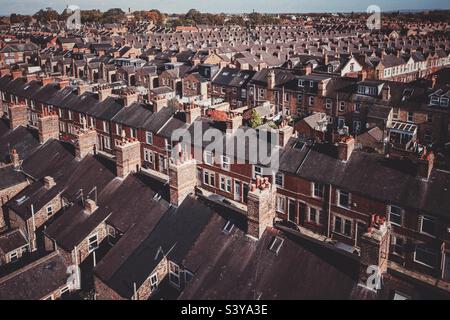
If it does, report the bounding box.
[327,184,332,238]
[31,204,36,251]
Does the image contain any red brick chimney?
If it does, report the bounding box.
[277,121,294,147]
[337,136,355,162]
[169,147,197,207]
[10,149,20,168]
[115,138,141,178]
[8,104,28,129]
[57,77,70,89]
[38,110,59,144]
[26,73,37,83]
[416,149,435,180]
[382,84,391,101]
[11,70,23,80]
[359,214,391,287]
[246,177,276,239]
[184,103,202,124]
[98,85,113,102]
[0,68,10,77]
[41,76,54,86]
[84,199,98,214]
[121,90,139,107]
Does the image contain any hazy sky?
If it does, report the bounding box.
[1,0,449,15]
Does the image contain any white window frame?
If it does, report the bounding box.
[221,155,230,171]
[275,172,284,188]
[203,151,214,166]
[333,215,353,238]
[150,273,158,291]
[276,196,286,213]
[307,206,323,225]
[203,170,215,187]
[253,165,263,179]
[46,205,54,219]
[391,235,406,257]
[9,250,19,263]
[312,182,324,198]
[144,149,154,164]
[88,233,99,253]
[419,215,436,237]
[337,190,350,208]
[169,262,181,287]
[146,131,153,144]
[388,205,403,226]
[414,244,437,268]
[219,175,232,193]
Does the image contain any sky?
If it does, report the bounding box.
[1,0,449,15]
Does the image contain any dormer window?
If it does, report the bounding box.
[441,97,449,107]
[430,95,440,105]
[298,79,304,87]
[309,81,314,88]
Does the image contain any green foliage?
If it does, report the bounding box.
[249,109,263,128]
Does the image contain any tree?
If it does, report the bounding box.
[100,8,125,24]
[33,8,59,23]
[185,9,202,24]
[248,109,263,128]
[10,13,32,25]
[81,10,102,23]
[148,10,165,26]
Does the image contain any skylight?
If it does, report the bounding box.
[222,220,234,235]
[269,236,284,255]
[15,195,29,205]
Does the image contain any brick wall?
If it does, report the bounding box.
[0,180,29,230]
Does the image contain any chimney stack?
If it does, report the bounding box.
[277,121,294,147]
[416,149,435,180]
[115,138,141,178]
[84,199,98,214]
[41,76,54,86]
[98,85,113,102]
[169,147,197,207]
[225,114,243,134]
[382,84,391,101]
[8,104,28,129]
[337,136,355,162]
[246,177,276,239]
[267,70,276,90]
[38,110,59,144]
[43,176,56,189]
[431,75,438,89]
[12,70,23,80]
[359,214,391,287]
[10,149,20,168]
[74,128,97,160]
[184,104,202,125]
[26,73,37,83]
[121,90,139,107]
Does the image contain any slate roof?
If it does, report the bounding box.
[0,252,68,300]
[94,196,216,299]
